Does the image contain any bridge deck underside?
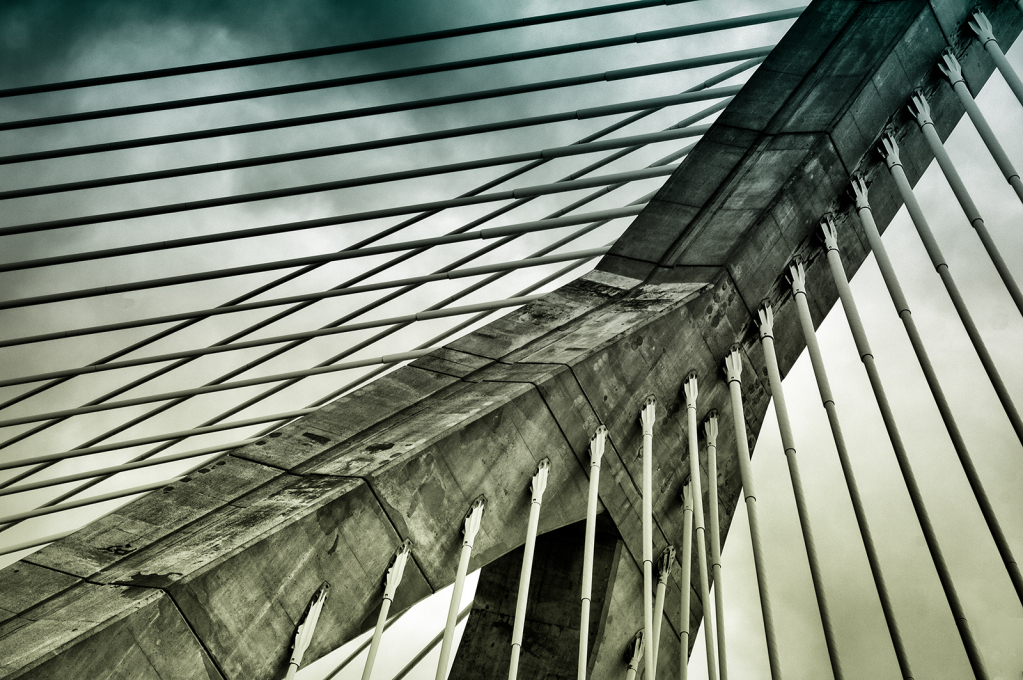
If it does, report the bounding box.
[1,1,1019,678]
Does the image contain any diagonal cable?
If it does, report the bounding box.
[0,58,759,525]
[0,140,678,530]
[0,46,770,139]
[0,86,728,235]
[0,0,696,98]
[0,6,799,148]
[0,59,753,440]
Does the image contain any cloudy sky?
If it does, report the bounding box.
[0,0,1020,679]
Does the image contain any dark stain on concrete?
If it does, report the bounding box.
[101,544,136,556]
[115,572,183,588]
[302,432,331,445]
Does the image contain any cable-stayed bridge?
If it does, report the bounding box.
[0,1,1021,679]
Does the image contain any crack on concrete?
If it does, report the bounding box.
[165,589,231,680]
[111,572,184,589]
[325,532,340,557]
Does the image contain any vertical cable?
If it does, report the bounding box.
[683,374,718,680]
[789,260,913,677]
[938,51,1023,204]
[508,460,550,680]
[579,426,607,680]
[908,91,1023,317]
[679,484,695,680]
[820,218,989,680]
[703,413,728,680]
[652,546,676,671]
[436,498,486,680]
[756,305,843,680]
[968,11,1023,108]
[878,133,1023,446]
[362,541,412,680]
[640,397,658,680]
[847,179,1023,605]
[723,348,782,680]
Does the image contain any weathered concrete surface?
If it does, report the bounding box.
[4,458,435,680]
[2,0,1020,678]
[0,580,222,680]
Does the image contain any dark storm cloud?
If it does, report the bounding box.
[0,0,461,88]
[0,0,501,285]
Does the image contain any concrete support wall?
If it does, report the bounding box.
[2,0,1019,678]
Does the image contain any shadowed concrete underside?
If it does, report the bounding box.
[448,517,622,680]
[1,1,1019,678]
